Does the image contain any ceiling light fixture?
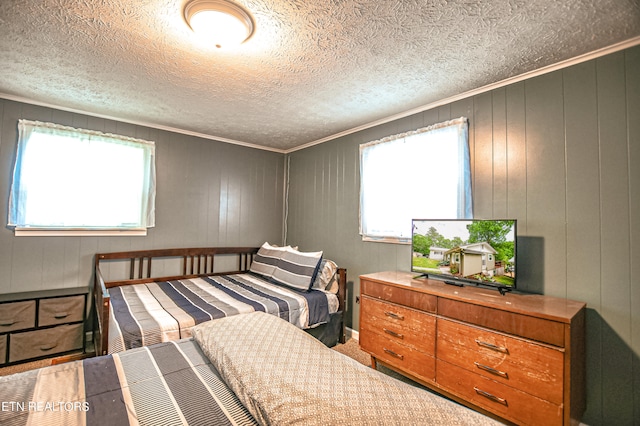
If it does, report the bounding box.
[184,0,255,49]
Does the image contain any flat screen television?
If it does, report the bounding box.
[411,219,516,293]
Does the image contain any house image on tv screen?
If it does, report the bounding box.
[444,242,501,278]
[428,247,449,261]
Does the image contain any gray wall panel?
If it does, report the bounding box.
[524,72,567,297]
[505,83,528,232]
[472,91,495,218]
[286,45,640,425]
[563,60,606,423]
[628,45,640,425]
[564,62,600,305]
[0,99,285,294]
[596,51,634,426]
[491,88,508,218]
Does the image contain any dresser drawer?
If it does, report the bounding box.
[38,295,85,327]
[361,280,437,313]
[360,330,436,382]
[0,300,36,332]
[437,318,564,404]
[361,295,436,354]
[8,323,84,363]
[438,298,565,347]
[437,360,563,426]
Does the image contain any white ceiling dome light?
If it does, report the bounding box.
[184,0,255,49]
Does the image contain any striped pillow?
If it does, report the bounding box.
[272,247,323,291]
[249,242,289,278]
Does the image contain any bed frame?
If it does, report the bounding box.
[94,247,347,356]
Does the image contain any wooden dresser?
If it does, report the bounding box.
[359,271,586,426]
[0,287,87,365]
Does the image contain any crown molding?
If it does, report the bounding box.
[286,35,640,153]
[0,92,286,154]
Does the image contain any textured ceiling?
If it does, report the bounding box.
[1,0,639,152]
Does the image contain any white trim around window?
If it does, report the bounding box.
[8,120,156,236]
[359,117,472,243]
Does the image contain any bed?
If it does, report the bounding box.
[94,245,347,356]
[0,312,500,425]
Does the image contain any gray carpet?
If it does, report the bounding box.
[332,338,373,366]
[0,357,51,376]
[332,338,428,389]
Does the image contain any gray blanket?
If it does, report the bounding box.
[192,311,501,426]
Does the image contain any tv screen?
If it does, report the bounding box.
[411,219,516,291]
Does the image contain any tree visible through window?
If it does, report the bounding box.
[359,117,472,242]
[8,120,156,235]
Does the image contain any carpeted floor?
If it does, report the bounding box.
[332,337,373,366]
[0,357,51,376]
[333,338,428,389]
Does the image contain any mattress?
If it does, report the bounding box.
[108,272,338,353]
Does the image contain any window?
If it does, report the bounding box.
[359,117,472,242]
[8,120,156,236]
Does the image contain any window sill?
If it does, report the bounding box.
[14,228,147,237]
[361,235,410,244]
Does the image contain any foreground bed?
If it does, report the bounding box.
[0,339,257,425]
[94,246,347,355]
[0,312,500,425]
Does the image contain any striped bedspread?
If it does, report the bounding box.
[0,339,257,426]
[109,273,338,353]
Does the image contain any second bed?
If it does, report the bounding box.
[94,245,347,355]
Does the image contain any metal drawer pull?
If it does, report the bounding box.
[383,348,404,360]
[383,328,404,339]
[384,311,404,320]
[474,387,508,406]
[0,319,16,326]
[40,343,58,351]
[54,312,69,319]
[475,362,508,378]
[475,339,509,354]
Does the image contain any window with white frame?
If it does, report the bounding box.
[359,117,472,242]
[8,120,156,236]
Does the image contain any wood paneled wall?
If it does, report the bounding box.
[286,45,640,425]
[0,99,285,294]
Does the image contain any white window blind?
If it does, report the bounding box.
[359,117,472,242]
[8,120,156,236]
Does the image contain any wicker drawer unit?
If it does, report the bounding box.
[0,288,87,365]
[359,271,586,426]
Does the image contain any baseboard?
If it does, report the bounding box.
[346,327,359,342]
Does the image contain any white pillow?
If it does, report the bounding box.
[312,259,339,293]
